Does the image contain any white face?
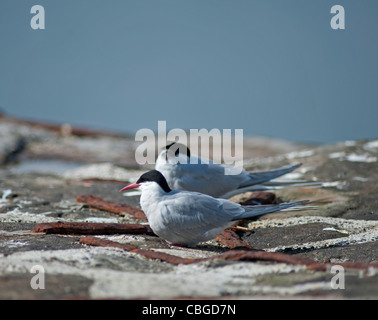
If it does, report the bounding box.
[138,181,161,192]
[139,180,172,200]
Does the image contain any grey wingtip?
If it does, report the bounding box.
[290,199,310,206]
[285,162,302,171]
[279,199,310,211]
[233,199,310,221]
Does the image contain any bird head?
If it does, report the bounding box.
[120,170,172,193]
[163,142,191,160]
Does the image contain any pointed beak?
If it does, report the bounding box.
[119,183,141,192]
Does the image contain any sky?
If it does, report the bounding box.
[0,0,377,144]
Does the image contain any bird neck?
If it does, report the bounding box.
[140,182,171,213]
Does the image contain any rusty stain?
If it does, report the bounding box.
[32,221,155,236]
[215,228,253,249]
[79,236,378,272]
[79,236,202,265]
[0,113,128,138]
[76,194,147,220]
[238,191,279,205]
[211,249,327,271]
[79,236,138,251]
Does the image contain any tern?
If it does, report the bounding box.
[155,142,302,198]
[120,170,308,247]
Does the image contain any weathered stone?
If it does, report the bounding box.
[1,117,378,299]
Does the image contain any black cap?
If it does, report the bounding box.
[136,170,172,193]
[165,142,191,158]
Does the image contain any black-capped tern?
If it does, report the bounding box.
[155,142,302,198]
[120,170,308,247]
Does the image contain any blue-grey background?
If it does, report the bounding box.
[0,1,377,144]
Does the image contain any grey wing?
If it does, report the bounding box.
[239,164,302,188]
[232,200,310,220]
[159,193,240,242]
[173,163,244,197]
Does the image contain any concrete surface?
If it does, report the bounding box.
[0,118,377,299]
